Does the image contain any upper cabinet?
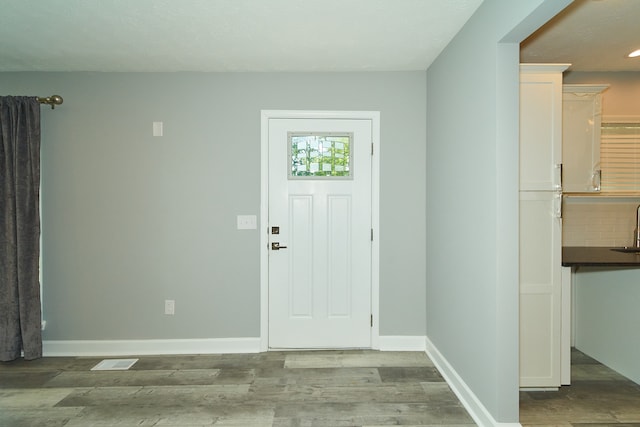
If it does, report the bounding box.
[562,84,609,193]
[519,64,570,191]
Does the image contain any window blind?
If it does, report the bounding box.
[601,122,640,192]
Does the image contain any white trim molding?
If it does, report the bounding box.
[260,110,381,352]
[425,337,522,427]
[43,336,431,357]
[43,338,262,357]
[378,335,426,351]
[563,84,610,94]
[602,115,640,123]
[519,63,570,74]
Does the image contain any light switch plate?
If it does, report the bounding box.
[237,215,257,230]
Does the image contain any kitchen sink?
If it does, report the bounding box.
[610,246,640,253]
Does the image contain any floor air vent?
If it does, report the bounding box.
[91,358,139,371]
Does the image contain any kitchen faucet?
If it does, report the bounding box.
[635,204,640,248]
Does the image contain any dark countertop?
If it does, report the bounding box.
[563,246,640,267]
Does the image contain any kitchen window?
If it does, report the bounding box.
[600,121,640,192]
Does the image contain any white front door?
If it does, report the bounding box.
[267,116,373,349]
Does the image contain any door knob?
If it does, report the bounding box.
[271,242,287,250]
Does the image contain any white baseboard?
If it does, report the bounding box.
[44,336,426,356]
[378,335,426,351]
[425,337,522,427]
[43,337,262,357]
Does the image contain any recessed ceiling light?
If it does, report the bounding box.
[629,49,640,58]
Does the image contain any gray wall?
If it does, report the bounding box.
[0,72,426,340]
[425,0,571,422]
[564,71,640,116]
[574,267,640,385]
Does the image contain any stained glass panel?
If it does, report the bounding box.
[289,133,352,178]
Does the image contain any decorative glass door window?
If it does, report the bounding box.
[288,132,352,179]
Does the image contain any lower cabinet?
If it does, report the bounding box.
[519,191,562,388]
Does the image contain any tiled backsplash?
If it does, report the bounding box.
[562,198,640,247]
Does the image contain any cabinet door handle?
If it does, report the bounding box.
[592,169,601,191]
[555,163,563,191]
[554,192,563,219]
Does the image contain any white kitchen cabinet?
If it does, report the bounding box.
[562,84,609,193]
[519,191,562,388]
[519,64,568,389]
[519,64,569,191]
[561,266,573,386]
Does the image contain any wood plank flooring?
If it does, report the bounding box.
[4,348,639,426]
[520,348,640,426]
[0,350,476,427]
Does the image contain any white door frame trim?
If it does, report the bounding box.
[260,110,380,351]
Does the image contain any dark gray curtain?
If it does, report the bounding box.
[0,96,42,361]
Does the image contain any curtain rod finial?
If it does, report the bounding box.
[49,95,63,109]
[38,94,63,109]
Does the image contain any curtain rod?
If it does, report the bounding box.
[37,95,63,109]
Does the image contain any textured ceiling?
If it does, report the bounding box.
[521,0,640,72]
[0,0,483,72]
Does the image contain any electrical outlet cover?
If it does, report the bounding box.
[164,299,175,315]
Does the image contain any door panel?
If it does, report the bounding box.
[268,118,372,349]
[289,195,312,318]
[327,195,351,317]
[519,65,566,191]
[519,191,562,387]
